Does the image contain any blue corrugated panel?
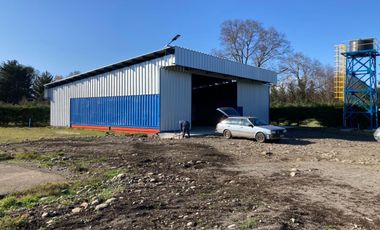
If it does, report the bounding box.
[70,95,160,128]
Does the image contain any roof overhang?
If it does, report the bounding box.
[163,65,271,84]
[45,47,175,88]
[45,46,277,89]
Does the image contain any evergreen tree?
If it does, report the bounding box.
[32,71,53,101]
[0,60,36,103]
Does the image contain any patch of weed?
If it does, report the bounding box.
[72,162,89,172]
[123,133,148,138]
[14,152,46,161]
[105,131,115,136]
[0,197,18,212]
[25,183,70,197]
[103,169,125,179]
[97,186,124,200]
[0,152,13,161]
[133,133,148,138]
[0,195,39,212]
[0,183,71,212]
[239,218,256,229]
[197,192,212,201]
[0,215,29,230]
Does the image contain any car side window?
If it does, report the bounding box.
[240,119,251,126]
[228,118,240,125]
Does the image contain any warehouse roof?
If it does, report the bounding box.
[45,46,276,88]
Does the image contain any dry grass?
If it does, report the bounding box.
[0,127,105,143]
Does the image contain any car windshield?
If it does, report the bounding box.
[248,118,268,126]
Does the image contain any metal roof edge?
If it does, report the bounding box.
[45,46,277,88]
[173,46,277,76]
[163,65,274,84]
[45,46,175,88]
[173,47,277,84]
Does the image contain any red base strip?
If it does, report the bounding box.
[111,127,159,134]
[71,125,110,131]
[71,125,159,135]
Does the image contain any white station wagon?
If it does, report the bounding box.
[374,128,380,142]
[215,107,286,143]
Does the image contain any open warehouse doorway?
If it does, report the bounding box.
[191,74,237,126]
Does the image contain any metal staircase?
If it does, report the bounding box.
[342,41,379,129]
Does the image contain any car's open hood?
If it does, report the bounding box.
[216,107,240,117]
[259,125,285,131]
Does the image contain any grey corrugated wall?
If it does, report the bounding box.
[237,80,270,123]
[160,69,192,131]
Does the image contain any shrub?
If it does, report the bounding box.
[0,103,49,126]
[270,104,342,127]
[270,103,379,128]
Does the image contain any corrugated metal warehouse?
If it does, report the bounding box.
[45,46,277,134]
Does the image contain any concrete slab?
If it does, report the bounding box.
[159,126,217,139]
[0,163,65,195]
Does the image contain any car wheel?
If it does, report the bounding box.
[255,132,266,143]
[223,130,232,139]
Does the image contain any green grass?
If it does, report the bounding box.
[103,168,126,179]
[0,168,127,228]
[97,186,124,200]
[0,215,29,230]
[0,183,71,213]
[14,152,48,161]
[239,218,257,229]
[0,127,105,143]
[12,150,94,173]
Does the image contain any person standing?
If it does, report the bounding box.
[179,120,190,138]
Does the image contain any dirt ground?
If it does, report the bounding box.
[0,163,65,196]
[1,128,380,229]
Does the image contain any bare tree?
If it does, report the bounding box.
[254,27,291,67]
[277,52,335,104]
[314,65,335,102]
[214,19,290,68]
[217,19,262,64]
[279,52,312,102]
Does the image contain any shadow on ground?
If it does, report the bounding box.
[286,127,376,143]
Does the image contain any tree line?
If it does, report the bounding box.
[213,19,337,105]
[0,60,81,104]
[0,60,53,104]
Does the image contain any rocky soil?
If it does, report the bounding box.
[1,128,379,229]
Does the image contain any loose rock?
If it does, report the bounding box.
[261,151,273,156]
[227,224,237,229]
[91,199,100,206]
[72,207,82,214]
[105,197,117,204]
[95,203,108,211]
[80,202,89,209]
